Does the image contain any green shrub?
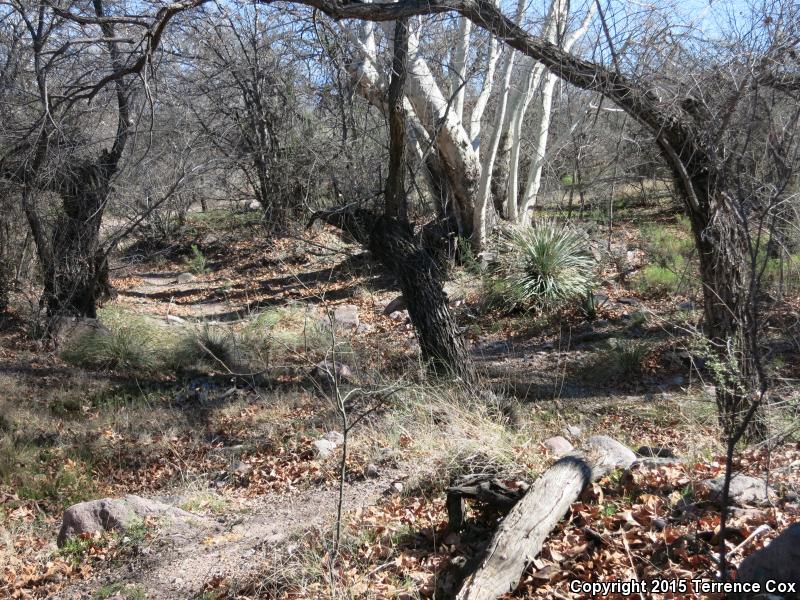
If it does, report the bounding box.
[585,339,649,386]
[488,221,595,311]
[169,325,241,372]
[185,244,209,275]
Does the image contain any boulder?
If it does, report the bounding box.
[543,436,574,457]
[563,424,583,438]
[734,524,800,599]
[332,304,359,330]
[382,296,407,316]
[699,474,775,507]
[58,495,199,547]
[176,272,196,284]
[584,436,637,470]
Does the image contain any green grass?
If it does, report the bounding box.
[636,217,698,296]
[185,244,210,275]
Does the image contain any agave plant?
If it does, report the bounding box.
[490,221,595,310]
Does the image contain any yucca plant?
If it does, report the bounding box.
[489,221,595,311]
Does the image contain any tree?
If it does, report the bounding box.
[0,0,193,321]
[282,0,799,439]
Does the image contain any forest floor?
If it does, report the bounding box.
[1,204,799,599]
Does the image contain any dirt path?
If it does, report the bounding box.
[52,468,403,599]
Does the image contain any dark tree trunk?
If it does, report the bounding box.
[384,18,409,222]
[42,157,115,319]
[685,176,766,441]
[308,208,474,382]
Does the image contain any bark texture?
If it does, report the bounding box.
[456,436,635,599]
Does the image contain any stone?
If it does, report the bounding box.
[543,436,574,457]
[391,310,409,323]
[364,463,380,478]
[382,296,407,316]
[564,425,583,438]
[734,524,800,600]
[58,495,199,547]
[166,314,186,324]
[355,323,372,334]
[323,431,344,446]
[617,297,639,306]
[176,272,196,284]
[231,461,253,478]
[310,360,354,388]
[332,304,359,330]
[248,200,262,211]
[585,436,637,469]
[313,439,336,459]
[699,475,775,507]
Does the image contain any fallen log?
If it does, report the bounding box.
[456,435,636,600]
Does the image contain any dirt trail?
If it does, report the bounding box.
[52,468,402,599]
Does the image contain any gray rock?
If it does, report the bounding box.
[382,296,407,316]
[734,524,800,599]
[313,439,336,459]
[365,463,380,478]
[700,475,775,507]
[176,272,196,284]
[390,310,409,323]
[332,304,359,330]
[248,200,262,211]
[356,323,373,334]
[543,436,574,457]
[617,297,639,306]
[564,425,583,438]
[584,436,637,470]
[58,495,198,547]
[231,461,253,478]
[323,431,344,446]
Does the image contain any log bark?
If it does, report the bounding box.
[455,435,635,600]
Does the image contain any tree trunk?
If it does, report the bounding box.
[456,436,635,599]
[308,208,474,382]
[385,18,409,222]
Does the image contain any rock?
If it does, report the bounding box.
[248,200,262,211]
[323,431,344,446]
[58,495,199,547]
[584,436,637,469]
[166,314,186,324]
[699,475,775,507]
[310,360,354,388]
[678,301,697,311]
[734,524,800,599]
[313,439,336,459]
[356,323,373,334]
[365,463,380,478]
[332,304,359,330]
[564,425,582,438]
[543,436,574,457]
[593,293,610,307]
[636,446,677,458]
[176,272,196,284]
[390,481,404,494]
[382,296,407,316]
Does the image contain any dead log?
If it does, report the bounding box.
[455,435,636,600]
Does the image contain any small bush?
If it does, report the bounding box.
[585,339,649,386]
[185,244,209,275]
[170,325,241,372]
[636,264,681,295]
[636,218,697,296]
[488,221,595,311]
